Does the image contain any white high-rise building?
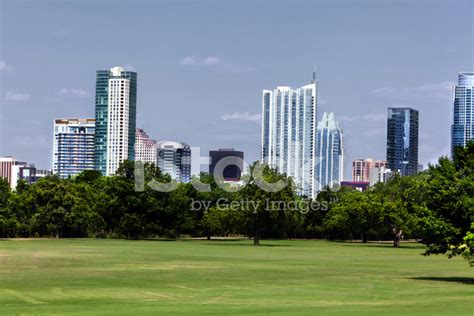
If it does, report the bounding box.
[261,73,317,197]
[106,67,132,175]
[451,72,474,154]
[94,66,137,176]
[135,128,157,165]
[315,112,344,192]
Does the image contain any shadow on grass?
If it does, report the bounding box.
[411,277,474,285]
[334,241,426,249]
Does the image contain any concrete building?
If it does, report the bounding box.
[135,128,157,165]
[261,71,318,197]
[1,157,51,190]
[52,118,95,179]
[352,158,387,182]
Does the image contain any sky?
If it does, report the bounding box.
[0,0,473,178]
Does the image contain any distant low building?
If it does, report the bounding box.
[209,148,244,182]
[157,141,191,183]
[0,156,51,190]
[369,166,392,186]
[352,158,387,182]
[340,181,370,192]
[11,164,52,189]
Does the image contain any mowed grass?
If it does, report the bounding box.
[0,239,473,315]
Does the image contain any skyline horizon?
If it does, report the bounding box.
[1,0,473,173]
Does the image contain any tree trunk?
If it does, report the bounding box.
[362,234,368,243]
[393,229,402,247]
[207,235,211,240]
[253,213,260,246]
[254,234,260,246]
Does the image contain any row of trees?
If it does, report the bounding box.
[0,143,472,264]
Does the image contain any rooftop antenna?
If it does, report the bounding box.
[311,65,316,83]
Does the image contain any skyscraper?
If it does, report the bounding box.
[451,72,474,154]
[261,73,317,197]
[94,66,137,176]
[386,107,419,176]
[157,141,191,183]
[135,128,157,165]
[209,148,244,181]
[315,112,344,192]
[52,118,95,178]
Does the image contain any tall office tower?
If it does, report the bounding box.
[386,107,419,176]
[451,72,474,154]
[52,118,95,179]
[209,148,244,181]
[315,112,344,192]
[157,141,191,183]
[94,66,137,176]
[135,128,157,165]
[261,72,317,197]
[352,158,387,182]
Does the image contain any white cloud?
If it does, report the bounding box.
[318,95,328,105]
[221,112,262,122]
[4,91,30,101]
[370,82,454,100]
[179,56,221,66]
[53,29,67,38]
[124,64,136,71]
[0,60,7,71]
[338,113,386,123]
[56,88,90,97]
[179,56,254,73]
[13,135,49,148]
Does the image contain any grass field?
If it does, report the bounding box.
[0,239,473,315]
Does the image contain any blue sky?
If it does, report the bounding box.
[0,0,473,177]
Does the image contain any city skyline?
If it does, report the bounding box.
[1,1,473,172]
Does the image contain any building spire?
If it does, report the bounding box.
[311,65,316,83]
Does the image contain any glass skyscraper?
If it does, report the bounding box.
[157,141,191,183]
[315,112,344,192]
[261,74,317,197]
[94,66,137,176]
[52,118,95,178]
[451,72,474,154]
[386,107,419,176]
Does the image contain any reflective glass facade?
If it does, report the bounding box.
[451,72,474,154]
[386,108,419,176]
[315,112,344,192]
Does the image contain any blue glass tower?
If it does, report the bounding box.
[315,112,344,192]
[451,72,474,154]
[386,107,419,176]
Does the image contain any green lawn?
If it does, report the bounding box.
[0,239,473,315]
